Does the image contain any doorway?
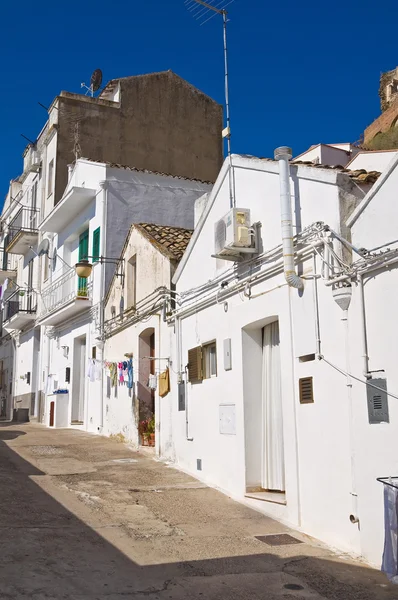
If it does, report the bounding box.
[243,319,286,500]
[71,335,86,424]
[138,328,155,446]
[262,321,285,492]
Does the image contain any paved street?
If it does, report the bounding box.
[0,422,395,599]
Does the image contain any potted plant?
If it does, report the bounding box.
[138,417,155,447]
[147,416,155,447]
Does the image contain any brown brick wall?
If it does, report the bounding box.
[54,72,223,204]
[364,97,398,144]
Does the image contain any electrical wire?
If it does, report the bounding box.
[319,356,398,400]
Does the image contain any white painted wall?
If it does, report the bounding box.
[346,150,398,173]
[163,155,381,564]
[38,158,206,433]
[293,144,357,167]
[349,161,398,566]
[103,226,175,448]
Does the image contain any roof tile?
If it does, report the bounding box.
[136,223,193,261]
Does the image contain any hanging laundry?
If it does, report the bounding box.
[87,359,96,383]
[95,360,102,381]
[118,362,124,384]
[159,368,170,398]
[109,363,118,387]
[382,482,398,583]
[148,374,157,390]
[127,358,134,389]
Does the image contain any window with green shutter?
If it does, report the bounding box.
[78,229,89,296]
[92,227,100,263]
[78,229,89,261]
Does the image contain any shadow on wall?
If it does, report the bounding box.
[0,424,396,599]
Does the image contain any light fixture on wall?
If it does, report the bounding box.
[75,257,124,283]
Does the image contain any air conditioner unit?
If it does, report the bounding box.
[214,208,252,257]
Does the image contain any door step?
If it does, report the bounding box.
[245,491,286,505]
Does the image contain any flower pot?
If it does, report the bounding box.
[141,435,149,446]
[148,433,155,447]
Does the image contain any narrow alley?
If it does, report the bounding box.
[0,422,395,599]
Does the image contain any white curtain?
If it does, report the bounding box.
[262,321,285,491]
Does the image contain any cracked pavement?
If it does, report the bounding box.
[0,422,395,599]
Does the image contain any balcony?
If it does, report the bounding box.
[37,269,92,326]
[3,288,37,331]
[6,207,39,255]
[0,249,17,285]
[39,186,96,234]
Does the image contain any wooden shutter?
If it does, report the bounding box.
[299,377,314,404]
[78,229,89,261]
[188,346,203,383]
[92,227,100,263]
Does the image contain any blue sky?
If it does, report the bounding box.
[1,0,397,200]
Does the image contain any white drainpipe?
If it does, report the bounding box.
[274,147,304,289]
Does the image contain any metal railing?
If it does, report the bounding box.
[0,248,17,272]
[39,269,92,320]
[3,288,37,323]
[7,207,40,248]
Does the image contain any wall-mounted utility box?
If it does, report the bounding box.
[178,382,185,412]
[224,338,232,371]
[367,378,389,424]
[219,404,236,435]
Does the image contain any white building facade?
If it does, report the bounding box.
[156,152,396,567]
[35,159,210,432]
[102,223,192,451]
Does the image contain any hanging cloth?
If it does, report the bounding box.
[148,374,157,390]
[118,362,124,384]
[159,368,170,398]
[95,360,102,381]
[87,359,96,383]
[109,363,118,387]
[382,483,398,584]
[127,358,134,389]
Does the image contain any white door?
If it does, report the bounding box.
[262,321,285,491]
[72,337,86,424]
[78,339,86,423]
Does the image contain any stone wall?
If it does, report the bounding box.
[54,71,223,205]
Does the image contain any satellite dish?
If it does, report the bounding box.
[91,69,103,93]
[37,239,50,257]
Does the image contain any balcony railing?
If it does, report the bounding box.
[39,269,92,321]
[0,248,17,273]
[7,207,39,247]
[3,288,37,324]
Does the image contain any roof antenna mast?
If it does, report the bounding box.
[185,0,236,208]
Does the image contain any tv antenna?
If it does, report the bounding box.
[185,0,236,207]
[81,68,103,97]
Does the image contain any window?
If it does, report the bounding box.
[78,229,89,296]
[126,255,137,309]
[188,341,217,383]
[203,341,217,379]
[92,227,100,263]
[47,160,54,197]
[31,180,38,211]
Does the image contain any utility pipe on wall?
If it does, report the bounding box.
[274,147,304,290]
[358,273,370,378]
